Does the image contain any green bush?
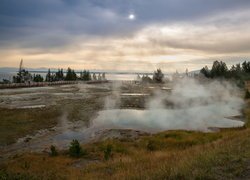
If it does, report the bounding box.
[69,140,84,157]
[147,140,157,151]
[104,144,113,161]
[21,161,30,170]
[0,170,35,180]
[50,145,58,156]
[245,90,250,99]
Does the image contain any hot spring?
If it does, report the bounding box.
[92,78,245,132]
[53,78,245,145]
[92,106,244,132]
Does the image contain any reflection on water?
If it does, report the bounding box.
[121,93,150,96]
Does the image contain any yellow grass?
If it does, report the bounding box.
[1,126,250,179]
[0,107,61,145]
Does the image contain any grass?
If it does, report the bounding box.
[63,96,104,124]
[0,107,61,146]
[1,126,249,179]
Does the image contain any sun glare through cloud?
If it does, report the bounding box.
[128,13,136,20]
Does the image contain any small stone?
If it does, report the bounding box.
[24,137,32,143]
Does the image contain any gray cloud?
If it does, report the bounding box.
[1,1,250,44]
[0,0,250,70]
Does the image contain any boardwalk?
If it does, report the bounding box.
[0,81,78,89]
[0,80,139,89]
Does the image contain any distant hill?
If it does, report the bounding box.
[0,67,57,73]
[0,67,198,75]
[189,70,200,74]
[0,67,19,73]
[0,67,156,75]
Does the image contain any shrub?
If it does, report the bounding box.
[0,170,8,179]
[147,140,157,151]
[245,90,250,99]
[104,144,113,161]
[50,145,58,156]
[153,69,164,83]
[21,161,30,170]
[0,170,35,180]
[69,140,84,157]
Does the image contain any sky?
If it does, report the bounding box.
[0,0,250,72]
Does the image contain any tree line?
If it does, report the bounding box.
[45,68,106,82]
[12,67,106,83]
[138,69,165,83]
[200,60,250,87]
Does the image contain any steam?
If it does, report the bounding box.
[92,78,245,132]
[104,81,122,109]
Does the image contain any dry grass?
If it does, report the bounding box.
[0,107,61,146]
[1,127,250,179]
[63,96,105,124]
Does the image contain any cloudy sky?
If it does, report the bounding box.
[0,0,250,72]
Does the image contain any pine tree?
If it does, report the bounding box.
[153,69,164,83]
[46,69,52,82]
[200,66,210,78]
[65,68,77,81]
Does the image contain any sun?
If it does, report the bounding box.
[128,14,135,20]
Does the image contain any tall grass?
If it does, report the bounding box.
[1,127,250,179]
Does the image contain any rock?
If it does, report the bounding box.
[24,137,32,143]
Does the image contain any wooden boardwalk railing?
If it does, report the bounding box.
[0,80,140,89]
[0,81,78,89]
